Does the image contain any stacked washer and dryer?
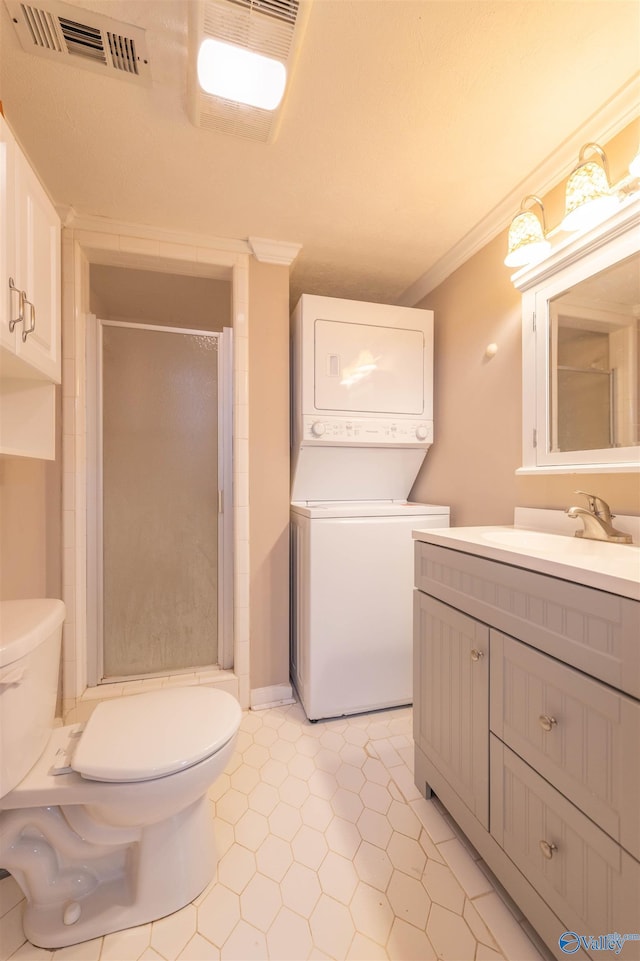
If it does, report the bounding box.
[290,295,449,721]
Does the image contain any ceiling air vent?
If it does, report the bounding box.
[5,0,151,83]
[227,0,300,26]
[188,0,310,143]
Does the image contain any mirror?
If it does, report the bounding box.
[549,253,639,452]
[516,199,640,472]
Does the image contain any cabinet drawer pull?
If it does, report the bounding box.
[22,297,36,341]
[539,840,557,860]
[8,277,25,332]
[470,649,484,661]
[538,714,557,732]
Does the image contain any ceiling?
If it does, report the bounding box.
[1,0,639,306]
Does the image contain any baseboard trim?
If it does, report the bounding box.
[250,683,296,711]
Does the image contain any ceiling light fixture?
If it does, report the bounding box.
[197,37,286,111]
[504,196,551,268]
[561,142,618,232]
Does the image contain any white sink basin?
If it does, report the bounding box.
[412,525,640,600]
[480,528,577,552]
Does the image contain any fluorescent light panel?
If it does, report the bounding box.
[197,38,286,111]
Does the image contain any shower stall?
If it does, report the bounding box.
[86,316,233,684]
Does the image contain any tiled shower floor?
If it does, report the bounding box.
[0,698,550,961]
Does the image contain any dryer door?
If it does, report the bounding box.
[314,320,425,414]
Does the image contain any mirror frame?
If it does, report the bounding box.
[514,195,640,474]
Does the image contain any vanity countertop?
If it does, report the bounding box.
[412,525,640,601]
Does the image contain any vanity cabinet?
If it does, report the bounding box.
[1,113,61,459]
[413,591,489,828]
[414,540,640,961]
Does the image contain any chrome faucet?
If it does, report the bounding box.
[566,491,632,544]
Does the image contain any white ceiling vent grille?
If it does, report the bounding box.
[188,0,310,143]
[227,0,300,27]
[5,0,151,83]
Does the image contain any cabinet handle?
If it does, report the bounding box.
[470,649,484,661]
[8,277,25,332]
[21,297,36,341]
[538,714,557,732]
[539,840,557,860]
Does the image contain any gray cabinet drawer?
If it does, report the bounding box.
[491,631,640,861]
[491,738,640,959]
[413,591,489,828]
[415,542,640,698]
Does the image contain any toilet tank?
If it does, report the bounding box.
[0,599,65,800]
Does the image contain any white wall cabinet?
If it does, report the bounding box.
[413,540,640,961]
[1,114,60,459]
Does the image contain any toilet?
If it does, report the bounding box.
[0,599,242,949]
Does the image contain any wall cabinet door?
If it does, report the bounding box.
[0,116,16,353]
[0,114,60,459]
[12,136,61,380]
[413,591,489,828]
[0,115,60,382]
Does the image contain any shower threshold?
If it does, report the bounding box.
[81,666,238,702]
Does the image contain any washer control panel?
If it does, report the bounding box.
[301,416,433,445]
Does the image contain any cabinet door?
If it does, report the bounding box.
[491,738,640,959]
[413,591,489,827]
[0,115,18,353]
[12,147,61,381]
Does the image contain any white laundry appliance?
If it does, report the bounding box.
[290,294,449,721]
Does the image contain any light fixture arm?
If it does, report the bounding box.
[519,195,548,233]
[576,142,610,181]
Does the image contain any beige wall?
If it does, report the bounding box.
[0,390,61,601]
[0,457,47,598]
[89,266,231,330]
[412,119,640,523]
[248,259,291,690]
[411,230,522,524]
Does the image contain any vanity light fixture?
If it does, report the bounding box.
[561,142,618,232]
[197,37,287,111]
[504,195,551,268]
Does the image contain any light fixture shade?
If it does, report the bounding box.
[197,38,286,111]
[504,197,550,268]
[561,144,617,232]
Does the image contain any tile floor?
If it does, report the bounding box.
[1,698,551,961]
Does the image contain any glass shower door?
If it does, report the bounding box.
[100,322,221,678]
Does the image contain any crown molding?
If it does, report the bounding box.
[248,237,303,266]
[55,204,76,227]
[65,212,251,255]
[399,73,640,307]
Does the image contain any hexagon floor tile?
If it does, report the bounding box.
[1,699,551,961]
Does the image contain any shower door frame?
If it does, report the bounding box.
[86,315,234,684]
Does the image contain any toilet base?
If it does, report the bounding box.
[4,795,217,949]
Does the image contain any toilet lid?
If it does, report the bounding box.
[71,687,242,782]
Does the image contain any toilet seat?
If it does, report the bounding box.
[71,687,241,783]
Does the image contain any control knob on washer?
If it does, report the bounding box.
[415,425,429,440]
[311,422,326,437]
